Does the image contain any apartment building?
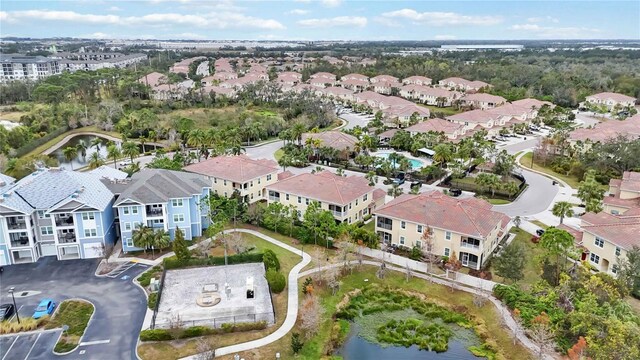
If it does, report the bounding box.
[0,168,117,266]
[584,92,636,110]
[57,53,147,72]
[460,93,507,110]
[105,169,211,252]
[373,191,511,270]
[569,113,640,145]
[184,155,279,204]
[438,77,490,92]
[265,171,385,224]
[1,54,61,82]
[603,171,640,215]
[402,76,432,86]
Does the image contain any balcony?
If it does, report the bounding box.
[54,214,74,227]
[331,211,346,217]
[58,230,77,244]
[376,217,393,231]
[146,206,164,218]
[329,205,345,218]
[6,216,27,230]
[460,238,481,251]
[9,232,30,247]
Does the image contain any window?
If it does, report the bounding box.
[40,226,53,236]
[416,240,422,248]
[444,248,450,257]
[305,198,309,205]
[123,207,130,215]
[37,211,50,219]
[224,192,228,197]
[298,196,302,204]
[172,199,183,207]
[615,247,621,256]
[250,181,253,187]
[297,210,302,218]
[417,225,423,233]
[590,253,600,265]
[126,238,133,247]
[224,180,227,186]
[355,199,359,206]
[445,231,451,241]
[82,212,95,220]
[612,265,619,274]
[611,209,619,215]
[132,206,139,215]
[286,194,290,201]
[257,178,261,184]
[594,237,605,248]
[363,194,368,201]
[349,203,352,209]
[401,221,406,229]
[400,236,405,245]
[214,178,217,184]
[84,228,97,237]
[173,214,185,223]
[124,222,132,231]
[267,174,272,181]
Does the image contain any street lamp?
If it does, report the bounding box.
[8,287,20,324]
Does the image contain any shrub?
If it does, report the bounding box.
[291,332,304,354]
[163,252,264,269]
[0,317,48,334]
[137,266,162,287]
[180,326,212,338]
[262,249,280,272]
[140,329,173,341]
[148,292,158,309]
[266,269,286,293]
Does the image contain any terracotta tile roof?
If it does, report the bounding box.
[341,78,369,87]
[461,93,506,104]
[620,171,640,193]
[373,188,386,201]
[266,171,373,206]
[341,73,369,82]
[310,72,336,80]
[569,114,640,143]
[374,191,508,239]
[278,171,294,181]
[447,109,495,123]
[581,216,640,250]
[603,195,640,209]
[586,92,636,103]
[183,155,278,183]
[557,224,584,243]
[406,118,464,135]
[383,104,430,118]
[403,75,432,84]
[510,98,554,110]
[138,72,167,87]
[371,75,399,83]
[301,131,358,151]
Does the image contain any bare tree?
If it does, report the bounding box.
[195,239,211,258]
[100,243,114,264]
[529,312,554,359]
[299,295,323,339]
[226,232,248,254]
[405,262,412,282]
[194,338,216,360]
[326,267,341,295]
[376,258,387,279]
[421,226,436,282]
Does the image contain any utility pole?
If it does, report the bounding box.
[8,287,20,324]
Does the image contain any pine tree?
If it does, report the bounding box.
[172,227,191,262]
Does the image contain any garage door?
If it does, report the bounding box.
[82,243,104,259]
[0,250,6,266]
[40,243,57,257]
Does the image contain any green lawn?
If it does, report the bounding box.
[494,228,543,290]
[530,220,549,229]
[23,126,122,158]
[417,104,463,116]
[45,300,94,353]
[362,220,375,232]
[519,152,580,188]
[486,198,511,205]
[274,149,284,161]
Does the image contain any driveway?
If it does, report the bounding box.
[338,112,371,130]
[0,258,147,360]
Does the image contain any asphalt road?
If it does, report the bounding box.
[0,258,147,360]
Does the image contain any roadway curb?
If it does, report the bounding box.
[51,298,96,356]
[515,151,571,188]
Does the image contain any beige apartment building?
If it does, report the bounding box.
[183,155,279,204]
[603,171,640,215]
[374,191,511,270]
[265,171,385,224]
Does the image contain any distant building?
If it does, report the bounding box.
[0,54,61,82]
[584,92,636,110]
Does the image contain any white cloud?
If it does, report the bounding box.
[382,9,503,26]
[3,9,285,30]
[82,32,112,39]
[107,6,122,12]
[527,16,559,23]
[434,35,457,40]
[297,16,367,28]
[287,9,309,15]
[169,32,207,39]
[373,16,402,28]
[321,0,342,7]
[510,24,603,38]
[293,0,312,2]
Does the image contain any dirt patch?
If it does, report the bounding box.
[97,261,120,275]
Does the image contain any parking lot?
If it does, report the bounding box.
[0,258,147,360]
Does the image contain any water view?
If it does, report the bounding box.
[50,135,151,170]
[375,152,426,170]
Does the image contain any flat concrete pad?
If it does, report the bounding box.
[156,263,275,329]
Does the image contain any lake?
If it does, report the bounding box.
[337,322,483,360]
[50,134,151,170]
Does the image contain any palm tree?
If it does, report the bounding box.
[90,137,103,153]
[433,144,453,168]
[290,123,306,146]
[149,229,170,258]
[62,146,77,170]
[123,162,141,177]
[106,144,122,169]
[475,173,501,197]
[387,183,403,198]
[76,140,88,162]
[552,201,574,224]
[132,224,153,254]
[122,141,140,163]
[88,152,105,170]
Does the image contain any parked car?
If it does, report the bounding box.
[450,188,462,197]
[536,229,545,237]
[0,304,15,321]
[410,181,421,189]
[393,177,405,185]
[32,299,56,319]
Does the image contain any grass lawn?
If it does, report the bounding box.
[222,266,534,360]
[418,104,464,116]
[138,232,301,360]
[45,300,94,353]
[530,220,549,229]
[361,220,375,232]
[493,228,543,290]
[486,198,511,205]
[274,148,284,161]
[23,126,122,158]
[0,110,26,121]
[519,152,580,188]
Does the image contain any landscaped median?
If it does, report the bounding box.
[45,299,95,353]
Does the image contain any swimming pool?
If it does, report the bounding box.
[375,152,425,170]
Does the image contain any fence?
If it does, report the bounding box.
[150,268,167,330]
[153,311,275,329]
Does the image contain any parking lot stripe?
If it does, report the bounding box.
[2,336,19,360]
[24,333,40,360]
[10,305,24,322]
[79,339,110,346]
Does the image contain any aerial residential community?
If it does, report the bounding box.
[0,1,639,360]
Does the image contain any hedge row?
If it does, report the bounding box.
[140,321,267,341]
[14,126,69,157]
[163,252,264,269]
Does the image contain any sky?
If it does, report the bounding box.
[0,0,639,41]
